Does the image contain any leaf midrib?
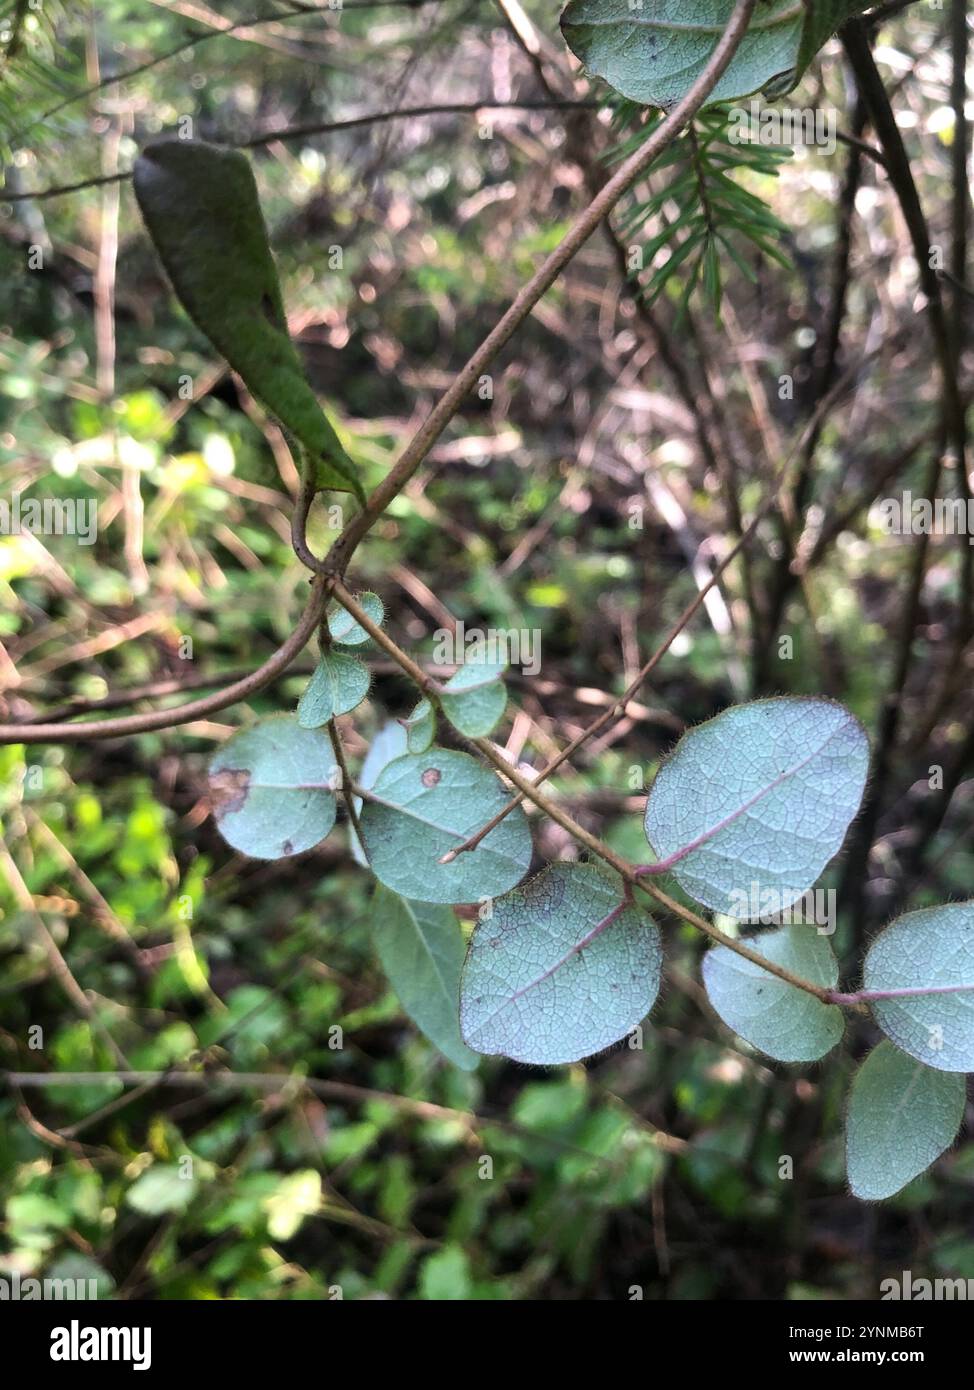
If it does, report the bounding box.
[649,714,856,870]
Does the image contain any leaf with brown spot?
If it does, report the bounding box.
[209,767,251,819]
[360,749,532,903]
[208,715,337,860]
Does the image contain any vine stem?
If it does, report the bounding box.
[328,582,833,1005]
[326,719,364,844]
[290,460,324,574]
[320,0,759,580]
[2,0,755,743]
[6,102,600,202]
[0,575,330,743]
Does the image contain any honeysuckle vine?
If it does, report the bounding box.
[5,0,974,1205]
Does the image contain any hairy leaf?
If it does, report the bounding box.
[296,651,370,727]
[440,658,507,738]
[702,925,843,1062]
[133,138,364,500]
[460,862,661,1064]
[359,749,532,903]
[644,696,868,917]
[403,699,436,754]
[846,1041,964,1201]
[208,715,336,859]
[372,886,478,1070]
[327,592,384,647]
[560,0,872,110]
[864,903,974,1073]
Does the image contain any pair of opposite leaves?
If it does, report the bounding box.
[132,139,365,503]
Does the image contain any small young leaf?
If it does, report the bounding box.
[701,925,843,1062]
[327,592,384,647]
[132,139,364,501]
[371,886,478,1070]
[296,651,370,727]
[440,658,507,738]
[644,697,869,917]
[329,656,369,715]
[208,715,336,860]
[863,902,974,1072]
[846,1041,964,1201]
[350,721,408,867]
[296,660,334,729]
[359,749,532,903]
[402,698,435,754]
[460,862,661,1065]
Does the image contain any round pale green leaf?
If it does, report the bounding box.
[403,699,435,754]
[560,0,872,110]
[644,696,868,917]
[296,650,370,727]
[209,715,336,860]
[440,658,507,738]
[864,902,974,1073]
[372,886,478,1070]
[327,592,384,646]
[126,1165,198,1215]
[359,749,532,903]
[846,1041,964,1201]
[460,862,661,1065]
[702,924,843,1062]
[133,139,363,500]
[351,721,408,867]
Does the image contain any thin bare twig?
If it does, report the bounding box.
[3,102,596,202]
